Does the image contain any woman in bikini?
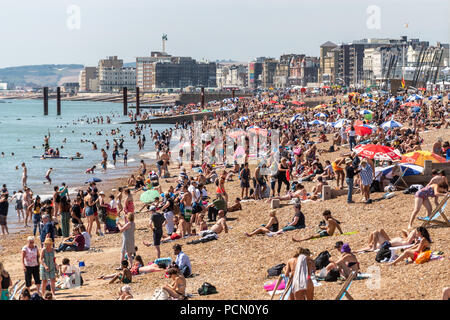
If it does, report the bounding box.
[124,189,135,214]
[325,243,359,279]
[388,227,432,266]
[162,267,186,299]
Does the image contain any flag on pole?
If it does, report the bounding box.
[401,77,405,88]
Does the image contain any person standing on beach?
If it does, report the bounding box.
[117,187,124,215]
[21,162,28,188]
[10,190,24,222]
[144,206,165,259]
[39,238,56,297]
[22,236,41,293]
[43,131,50,151]
[23,188,33,227]
[117,213,135,268]
[123,189,135,215]
[140,160,147,176]
[0,194,9,235]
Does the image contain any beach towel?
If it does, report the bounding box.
[264,279,286,292]
[311,230,359,240]
[105,206,119,233]
[291,255,308,293]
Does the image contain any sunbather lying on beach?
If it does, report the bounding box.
[292,210,342,242]
[245,210,278,237]
[356,228,419,252]
[388,227,432,266]
[129,255,167,275]
[98,260,132,284]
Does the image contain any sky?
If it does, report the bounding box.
[0,0,448,68]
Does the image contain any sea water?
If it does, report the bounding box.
[0,99,172,233]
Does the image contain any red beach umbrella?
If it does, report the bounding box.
[353,144,401,161]
[346,125,372,136]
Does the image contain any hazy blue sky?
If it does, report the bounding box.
[0,0,448,68]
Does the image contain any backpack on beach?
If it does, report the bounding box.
[198,282,217,296]
[314,251,331,270]
[267,263,286,277]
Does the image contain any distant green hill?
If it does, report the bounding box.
[0,64,84,88]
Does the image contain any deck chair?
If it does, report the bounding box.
[8,280,22,300]
[280,275,293,300]
[391,167,409,190]
[418,193,450,227]
[335,271,357,300]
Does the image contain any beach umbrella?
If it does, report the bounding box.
[380,120,403,130]
[401,151,447,167]
[411,107,421,113]
[359,109,373,115]
[375,163,424,177]
[402,102,420,107]
[239,116,249,122]
[353,144,401,161]
[322,86,330,89]
[346,125,372,136]
[291,101,305,106]
[366,99,376,103]
[406,94,423,101]
[313,104,327,109]
[290,114,304,123]
[85,177,102,184]
[333,119,350,128]
[418,88,426,91]
[268,100,278,104]
[308,120,326,126]
[295,107,306,112]
[314,112,328,118]
[274,104,285,109]
[140,189,160,204]
[428,95,442,100]
[248,126,268,136]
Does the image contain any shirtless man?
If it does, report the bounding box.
[292,210,343,242]
[311,176,328,199]
[181,185,193,235]
[199,210,228,238]
[44,131,50,151]
[21,163,28,188]
[160,150,170,177]
[139,160,147,176]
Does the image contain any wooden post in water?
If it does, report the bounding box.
[43,87,48,115]
[123,87,128,116]
[56,87,61,116]
[201,86,205,109]
[232,89,235,99]
[136,87,140,116]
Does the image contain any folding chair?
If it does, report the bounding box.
[8,280,22,300]
[418,193,450,227]
[335,271,357,300]
[280,275,293,300]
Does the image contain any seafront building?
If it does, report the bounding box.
[79,66,98,92]
[136,53,216,91]
[216,63,248,89]
[98,56,136,93]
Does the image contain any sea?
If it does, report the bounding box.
[0,99,172,233]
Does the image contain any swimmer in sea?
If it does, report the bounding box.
[86,165,96,174]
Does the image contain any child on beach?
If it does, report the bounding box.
[98,260,132,284]
[85,165,96,174]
